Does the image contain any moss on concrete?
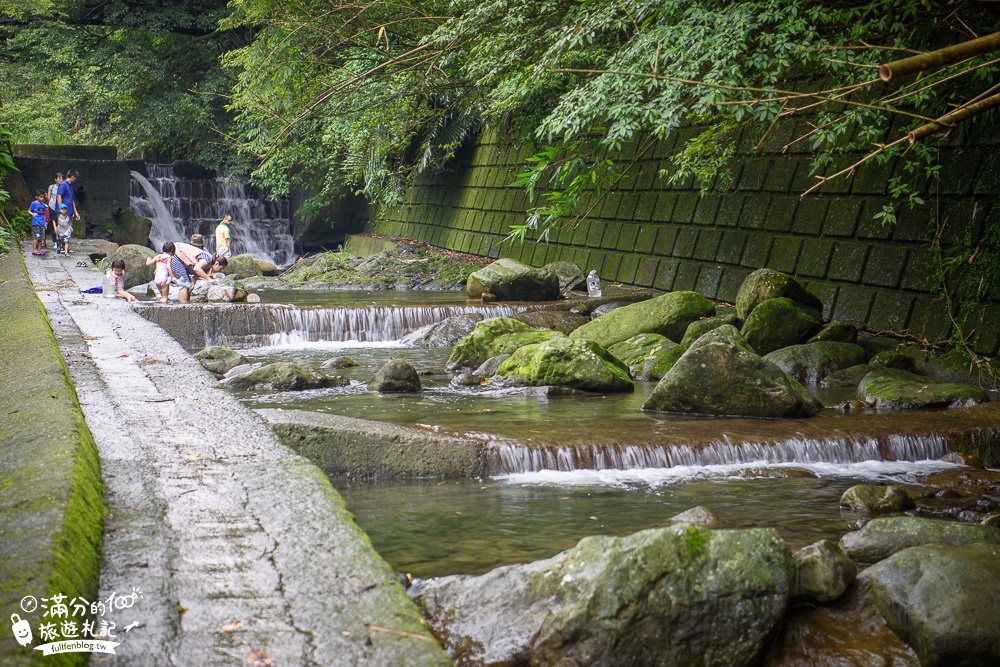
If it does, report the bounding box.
[0,250,105,666]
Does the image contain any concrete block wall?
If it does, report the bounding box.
[371,125,1000,355]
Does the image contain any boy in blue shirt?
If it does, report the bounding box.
[29,189,48,255]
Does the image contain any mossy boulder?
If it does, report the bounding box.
[820,364,873,389]
[839,485,916,515]
[736,268,824,319]
[401,313,483,348]
[367,359,421,393]
[642,325,823,418]
[570,291,715,349]
[740,297,822,356]
[839,516,1000,563]
[792,540,856,603]
[466,258,560,301]
[857,543,1000,666]
[321,356,359,369]
[542,260,585,295]
[490,329,567,357]
[221,362,347,391]
[680,313,742,349]
[869,351,912,370]
[608,333,685,381]
[857,368,990,409]
[763,342,866,385]
[445,317,534,371]
[97,243,156,288]
[194,346,248,375]
[494,337,633,393]
[223,253,264,280]
[410,525,792,667]
[255,258,280,276]
[808,320,858,344]
[513,309,589,334]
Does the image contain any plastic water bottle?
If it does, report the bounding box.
[587,270,602,298]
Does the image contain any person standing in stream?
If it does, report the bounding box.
[56,169,80,229]
[215,214,233,258]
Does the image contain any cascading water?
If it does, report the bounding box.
[129,164,296,267]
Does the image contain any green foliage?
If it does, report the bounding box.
[8,209,31,238]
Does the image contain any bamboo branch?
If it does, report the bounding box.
[879,30,1000,81]
[799,136,908,199]
[907,90,1000,143]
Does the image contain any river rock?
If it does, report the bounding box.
[512,309,589,334]
[473,354,510,378]
[763,341,866,385]
[97,244,157,288]
[642,325,822,418]
[223,253,264,280]
[206,284,238,302]
[839,516,1000,563]
[735,268,824,320]
[367,359,421,393]
[820,364,873,388]
[542,260,585,295]
[255,259,280,276]
[410,525,792,667]
[570,291,715,349]
[225,362,262,378]
[450,372,485,387]
[840,485,915,514]
[857,368,990,409]
[868,351,912,370]
[446,317,534,371]
[490,329,567,357]
[680,313,742,348]
[194,346,248,375]
[400,313,484,348]
[222,362,347,391]
[939,451,984,468]
[494,337,633,393]
[792,539,856,603]
[669,506,720,527]
[922,468,1000,496]
[466,258,560,301]
[808,320,858,344]
[608,333,685,380]
[590,302,627,318]
[740,297,822,356]
[858,543,1000,666]
[321,356,359,370]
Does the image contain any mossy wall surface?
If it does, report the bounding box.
[0,251,104,666]
[371,126,1000,355]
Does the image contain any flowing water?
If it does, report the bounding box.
[130,164,296,266]
[220,291,998,578]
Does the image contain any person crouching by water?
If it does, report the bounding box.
[107,259,138,302]
[173,235,228,303]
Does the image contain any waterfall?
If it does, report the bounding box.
[129,164,296,267]
[490,433,955,474]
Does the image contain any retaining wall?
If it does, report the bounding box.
[371,124,1000,355]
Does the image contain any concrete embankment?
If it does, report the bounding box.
[6,241,451,666]
[0,249,104,666]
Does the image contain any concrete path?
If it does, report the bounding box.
[22,242,450,666]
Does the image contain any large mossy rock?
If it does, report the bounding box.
[858,543,1000,666]
[410,525,793,667]
[740,298,823,356]
[642,325,822,418]
[542,260,585,295]
[494,337,633,393]
[223,253,264,280]
[513,309,589,334]
[608,333,685,381]
[808,320,858,344]
[839,516,1000,563]
[194,346,248,375]
[857,368,990,409]
[401,313,484,348]
[221,362,347,391]
[736,268,823,319]
[680,313,742,348]
[839,485,916,515]
[792,540,856,603]
[820,364,873,389]
[466,258,560,301]
[570,291,715,349]
[367,359,421,393]
[445,317,534,371]
[255,258,280,276]
[490,329,566,357]
[97,244,157,288]
[763,342,866,385]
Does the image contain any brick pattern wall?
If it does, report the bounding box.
[372,126,1000,355]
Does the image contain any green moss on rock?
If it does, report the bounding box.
[857,368,990,410]
[740,297,822,356]
[495,337,634,393]
[570,290,715,349]
[446,317,534,371]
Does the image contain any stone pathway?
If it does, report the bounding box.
[23,242,449,667]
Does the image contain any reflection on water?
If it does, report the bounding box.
[336,461,956,578]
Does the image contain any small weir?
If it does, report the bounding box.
[134,301,530,349]
[489,433,953,474]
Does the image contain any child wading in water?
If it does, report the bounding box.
[55,204,73,255]
[29,190,48,255]
[107,258,138,302]
[146,241,177,303]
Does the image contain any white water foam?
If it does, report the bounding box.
[497,459,963,488]
[241,340,407,354]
